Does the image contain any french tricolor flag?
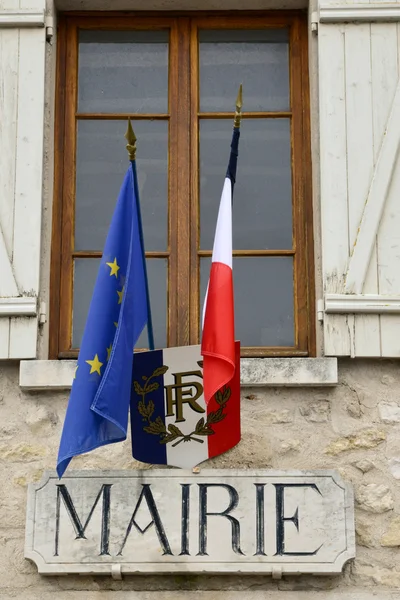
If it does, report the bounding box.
[201,122,240,405]
[129,99,242,470]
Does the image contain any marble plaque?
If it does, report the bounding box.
[25,470,355,576]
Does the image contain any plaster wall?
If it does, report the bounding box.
[2,360,400,597]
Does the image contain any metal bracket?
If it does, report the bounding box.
[39,301,47,325]
[111,564,123,580]
[45,15,54,41]
[271,566,283,580]
[317,298,324,322]
[311,11,319,34]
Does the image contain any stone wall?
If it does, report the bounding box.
[1,359,400,598]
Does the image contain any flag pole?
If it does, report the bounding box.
[226,84,242,195]
[234,84,243,129]
[125,119,155,351]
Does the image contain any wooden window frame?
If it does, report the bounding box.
[50,11,315,359]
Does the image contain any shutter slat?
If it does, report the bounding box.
[320,19,400,357]
[379,24,400,356]
[344,80,400,295]
[0,10,45,359]
[319,24,351,356]
[0,29,19,299]
[0,230,19,297]
[11,27,45,295]
[344,23,380,356]
[9,317,37,358]
[0,27,19,357]
[0,28,18,257]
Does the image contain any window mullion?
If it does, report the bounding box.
[169,17,192,347]
[290,17,310,353]
[58,19,78,357]
[189,20,201,345]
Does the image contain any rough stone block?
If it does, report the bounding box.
[388,457,400,479]
[356,484,394,513]
[378,402,400,424]
[0,443,47,462]
[381,516,400,547]
[353,459,374,473]
[355,515,375,548]
[278,440,301,454]
[299,402,330,423]
[324,429,386,456]
[263,409,293,424]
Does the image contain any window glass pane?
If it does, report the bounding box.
[75,119,168,252]
[136,259,168,349]
[78,30,169,113]
[200,119,292,250]
[199,29,289,112]
[72,258,100,348]
[200,257,294,347]
[73,258,167,349]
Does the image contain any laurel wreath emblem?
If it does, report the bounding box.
[134,363,231,447]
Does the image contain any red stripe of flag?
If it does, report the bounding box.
[207,341,241,459]
[201,177,235,403]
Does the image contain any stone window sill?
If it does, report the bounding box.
[19,357,338,391]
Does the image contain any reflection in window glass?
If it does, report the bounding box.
[75,119,168,252]
[72,258,100,348]
[200,257,294,347]
[78,30,169,113]
[199,29,289,112]
[136,259,168,349]
[200,119,292,250]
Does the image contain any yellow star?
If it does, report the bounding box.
[86,354,103,375]
[117,285,125,305]
[106,258,120,278]
[74,365,78,379]
[114,321,118,328]
[106,344,112,361]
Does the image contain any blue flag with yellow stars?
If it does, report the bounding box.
[57,164,149,478]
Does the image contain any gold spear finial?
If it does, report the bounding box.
[125,118,137,160]
[234,84,243,129]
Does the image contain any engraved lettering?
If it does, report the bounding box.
[118,484,172,556]
[274,483,322,556]
[254,483,267,556]
[54,484,112,557]
[197,483,244,556]
[180,484,191,555]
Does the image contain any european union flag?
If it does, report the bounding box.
[57,161,149,478]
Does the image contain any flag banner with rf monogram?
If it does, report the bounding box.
[130,343,241,469]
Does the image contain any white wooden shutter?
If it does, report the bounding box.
[319,4,400,357]
[0,2,45,358]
